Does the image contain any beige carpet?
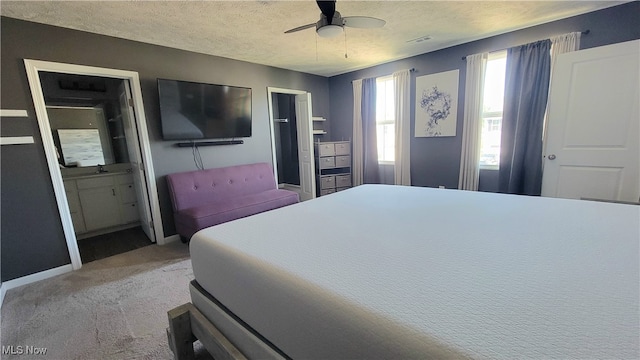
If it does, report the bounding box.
[1,241,213,359]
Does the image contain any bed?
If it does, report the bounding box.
[170,184,639,359]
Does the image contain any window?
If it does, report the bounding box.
[376,76,395,163]
[479,51,507,169]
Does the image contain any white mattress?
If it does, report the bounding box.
[190,184,640,359]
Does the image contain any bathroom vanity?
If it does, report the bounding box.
[63,171,140,238]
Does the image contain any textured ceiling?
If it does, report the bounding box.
[0,1,627,77]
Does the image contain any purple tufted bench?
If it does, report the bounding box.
[166,163,299,241]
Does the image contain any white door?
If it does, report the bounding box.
[542,40,639,202]
[119,82,156,241]
[295,93,317,201]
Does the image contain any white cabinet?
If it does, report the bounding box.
[63,180,86,233]
[116,174,140,224]
[63,172,139,235]
[79,186,121,231]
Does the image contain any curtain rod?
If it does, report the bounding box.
[350,68,415,83]
[461,30,590,61]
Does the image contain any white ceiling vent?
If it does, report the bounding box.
[407,35,432,44]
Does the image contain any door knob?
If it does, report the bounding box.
[548,154,556,160]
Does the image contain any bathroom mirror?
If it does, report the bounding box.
[48,106,130,167]
[40,71,132,169]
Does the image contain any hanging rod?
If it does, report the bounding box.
[461,30,590,61]
[350,68,416,83]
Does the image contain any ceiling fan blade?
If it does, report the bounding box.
[316,0,336,24]
[343,16,386,29]
[284,23,316,34]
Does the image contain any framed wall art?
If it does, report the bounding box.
[415,69,459,137]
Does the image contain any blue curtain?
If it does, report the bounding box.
[361,78,380,184]
[499,40,551,195]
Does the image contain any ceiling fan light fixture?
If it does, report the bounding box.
[317,24,343,38]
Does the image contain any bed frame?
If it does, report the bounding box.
[168,281,287,360]
[167,302,246,360]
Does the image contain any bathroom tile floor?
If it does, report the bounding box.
[78,226,153,263]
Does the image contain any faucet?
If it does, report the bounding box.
[96,164,108,173]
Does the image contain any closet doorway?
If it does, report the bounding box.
[267,87,316,201]
[24,60,164,270]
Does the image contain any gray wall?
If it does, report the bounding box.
[1,17,330,281]
[328,2,640,190]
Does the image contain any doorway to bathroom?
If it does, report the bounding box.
[25,60,164,270]
[42,73,152,263]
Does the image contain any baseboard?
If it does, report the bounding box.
[1,264,73,307]
[162,234,181,245]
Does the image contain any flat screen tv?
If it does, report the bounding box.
[157,78,252,140]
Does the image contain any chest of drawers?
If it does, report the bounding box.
[314,141,352,196]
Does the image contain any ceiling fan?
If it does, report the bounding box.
[285,0,386,38]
